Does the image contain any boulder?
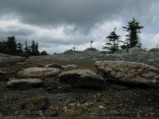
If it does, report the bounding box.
[95,61,159,86]
[62,64,79,71]
[45,63,62,69]
[17,67,61,78]
[59,69,104,87]
[129,47,144,54]
[6,78,43,88]
[0,70,8,81]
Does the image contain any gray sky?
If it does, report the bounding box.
[0,0,159,53]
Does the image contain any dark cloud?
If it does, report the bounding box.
[0,0,159,53]
[0,0,157,31]
[0,28,34,37]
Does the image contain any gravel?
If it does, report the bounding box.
[27,52,159,67]
[0,52,159,118]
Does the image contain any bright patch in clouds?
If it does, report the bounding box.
[0,17,158,53]
[0,0,159,54]
[142,33,159,49]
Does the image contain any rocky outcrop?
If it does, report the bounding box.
[95,61,159,86]
[0,70,8,81]
[45,63,63,69]
[17,67,61,78]
[0,53,25,63]
[26,52,159,67]
[6,78,43,88]
[129,47,144,54]
[59,69,104,87]
[62,64,79,71]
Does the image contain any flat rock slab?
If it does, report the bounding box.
[17,67,61,78]
[6,78,43,89]
[0,53,26,63]
[0,70,8,81]
[95,61,159,86]
[62,64,79,71]
[45,63,63,69]
[59,69,104,88]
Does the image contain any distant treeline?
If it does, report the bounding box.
[0,36,48,57]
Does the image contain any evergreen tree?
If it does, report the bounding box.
[30,40,39,56]
[35,42,39,55]
[103,28,120,54]
[40,50,48,55]
[16,42,23,55]
[122,18,143,49]
[24,41,28,52]
[6,36,17,55]
[23,41,31,57]
[0,41,7,54]
[0,36,46,57]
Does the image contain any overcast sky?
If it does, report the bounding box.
[0,0,159,54]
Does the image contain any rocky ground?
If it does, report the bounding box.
[0,52,159,119]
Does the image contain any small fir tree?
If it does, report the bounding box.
[103,28,120,54]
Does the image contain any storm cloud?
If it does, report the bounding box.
[0,0,159,53]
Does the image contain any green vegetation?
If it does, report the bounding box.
[103,18,143,53]
[84,47,98,51]
[122,18,143,49]
[0,36,48,57]
[103,28,120,54]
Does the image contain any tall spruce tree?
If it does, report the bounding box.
[6,36,17,55]
[30,40,39,56]
[122,18,143,49]
[17,42,23,55]
[0,41,7,54]
[23,41,30,57]
[103,28,120,54]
